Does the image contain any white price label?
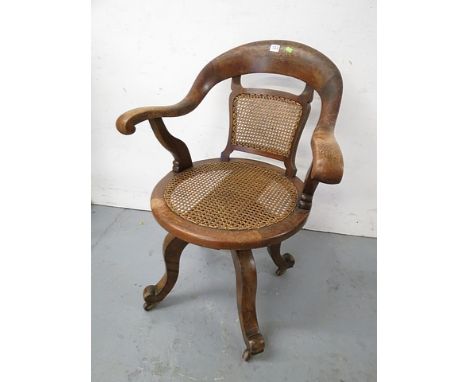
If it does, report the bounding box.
[269,44,280,53]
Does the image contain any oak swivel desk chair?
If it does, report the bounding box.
[116,40,344,361]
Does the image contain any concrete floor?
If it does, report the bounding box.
[92,205,376,382]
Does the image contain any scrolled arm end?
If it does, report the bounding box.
[116,111,136,135]
[116,107,161,135]
[311,131,344,184]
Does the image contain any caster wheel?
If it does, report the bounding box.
[242,348,252,361]
[275,268,286,276]
[143,302,156,311]
[284,253,295,268]
[143,285,156,299]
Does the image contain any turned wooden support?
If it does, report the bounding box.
[143,233,188,311]
[231,249,265,361]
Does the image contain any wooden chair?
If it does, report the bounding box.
[116,40,343,361]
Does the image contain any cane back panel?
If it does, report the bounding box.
[222,77,313,178]
[231,93,303,157]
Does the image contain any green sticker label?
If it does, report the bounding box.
[285,47,293,53]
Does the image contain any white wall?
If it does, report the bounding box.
[92,0,376,237]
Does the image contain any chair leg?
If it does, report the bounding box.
[143,233,188,311]
[231,249,265,361]
[267,243,295,276]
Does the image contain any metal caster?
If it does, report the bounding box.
[275,253,295,275]
[283,253,295,267]
[143,301,156,311]
[242,348,252,361]
[143,285,158,311]
[275,268,286,276]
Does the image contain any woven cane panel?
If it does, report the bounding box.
[164,161,298,230]
[231,93,303,157]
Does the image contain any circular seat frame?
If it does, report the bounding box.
[151,158,309,250]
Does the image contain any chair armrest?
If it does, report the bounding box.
[148,118,192,172]
[310,130,344,184]
[116,102,195,172]
[298,130,343,210]
[116,98,196,135]
[116,97,198,172]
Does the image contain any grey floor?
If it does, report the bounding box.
[92,205,376,382]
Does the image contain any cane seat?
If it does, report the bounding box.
[151,158,309,250]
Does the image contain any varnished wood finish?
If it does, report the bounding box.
[221,76,313,178]
[231,249,265,360]
[267,243,295,276]
[116,40,344,360]
[151,158,309,250]
[143,233,188,311]
[149,118,192,172]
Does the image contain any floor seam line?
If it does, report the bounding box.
[92,208,126,249]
